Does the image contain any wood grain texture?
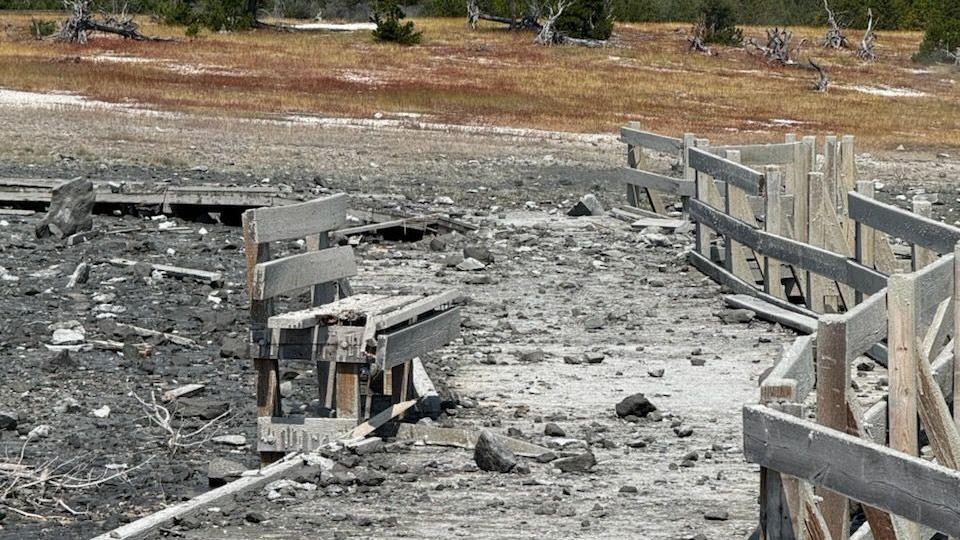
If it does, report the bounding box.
[816,315,851,540]
[743,405,960,537]
[849,191,960,255]
[376,307,460,370]
[688,146,764,195]
[619,125,682,154]
[252,245,357,300]
[617,167,695,197]
[243,193,348,244]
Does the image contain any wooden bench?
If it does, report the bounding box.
[242,194,460,463]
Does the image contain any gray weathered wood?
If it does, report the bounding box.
[619,126,683,154]
[843,290,887,361]
[688,147,764,196]
[90,453,326,540]
[374,290,462,332]
[687,250,818,318]
[724,294,816,333]
[743,404,960,536]
[376,308,460,370]
[243,193,348,244]
[257,417,357,453]
[762,334,816,403]
[849,192,960,255]
[109,258,223,286]
[252,245,357,300]
[616,167,695,197]
[689,199,886,294]
[411,357,441,417]
[711,142,801,165]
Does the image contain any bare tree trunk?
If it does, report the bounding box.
[810,59,829,92]
[56,0,167,43]
[534,0,568,45]
[856,8,877,61]
[821,0,850,49]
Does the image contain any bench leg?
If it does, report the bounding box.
[336,363,360,420]
[255,358,284,465]
[391,362,410,402]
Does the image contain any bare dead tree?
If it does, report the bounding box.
[55,0,167,43]
[132,391,229,455]
[821,0,850,49]
[687,16,711,54]
[810,58,829,91]
[534,0,568,45]
[856,8,877,61]
[467,0,480,29]
[747,27,796,65]
[943,47,960,67]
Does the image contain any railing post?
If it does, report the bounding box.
[888,273,920,540]
[816,315,851,540]
[954,241,960,436]
[764,166,785,299]
[912,197,935,270]
[807,171,828,312]
[682,133,695,218]
[854,180,876,305]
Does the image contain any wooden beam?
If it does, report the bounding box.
[344,399,418,440]
[257,417,357,453]
[411,357,441,417]
[376,308,460,370]
[955,242,960,438]
[617,167,695,197]
[619,125,682,154]
[762,334,816,403]
[846,401,904,540]
[816,315,851,540]
[688,147,765,195]
[765,166,786,299]
[849,192,960,255]
[711,141,801,165]
[743,405,960,536]
[243,193,348,244]
[724,294,817,334]
[252,245,357,300]
[916,335,960,470]
[90,453,324,540]
[911,198,937,270]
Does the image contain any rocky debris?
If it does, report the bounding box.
[615,393,657,419]
[36,177,95,239]
[568,194,604,217]
[474,430,517,473]
[544,423,566,437]
[518,349,546,363]
[65,262,90,288]
[208,457,246,487]
[0,412,18,431]
[456,257,486,271]
[219,336,248,359]
[553,451,596,473]
[704,509,729,521]
[717,309,755,324]
[463,245,494,264]
[91,405,111,418]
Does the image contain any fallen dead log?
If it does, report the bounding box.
[108,258,223,287]
[56,0,170,43]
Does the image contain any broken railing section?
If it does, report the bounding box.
[242,194,463,465]
[748,242,960,539]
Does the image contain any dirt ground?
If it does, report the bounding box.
[0,101,959,540]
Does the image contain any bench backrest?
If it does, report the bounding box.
[242,194,357,302]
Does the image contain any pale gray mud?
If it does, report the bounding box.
[0,102,957,539]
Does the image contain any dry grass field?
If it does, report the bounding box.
[0,11,958,149]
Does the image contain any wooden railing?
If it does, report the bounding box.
[618,124,960,539]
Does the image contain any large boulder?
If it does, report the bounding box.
[474,430,517,473]
[36,177,95,240]
[615,393,657,419]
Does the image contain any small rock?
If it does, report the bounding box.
[457,257,486,272]
[52,328,84,345]
[463,245,494,264]
[718,309,755,324]
[245,511,268,523]
[583,352,605,364]
[553,451,596,473]
[619,485,638,494]
[474,430,517,472]
[0,412,18,431]
[544,423,566,437]
[568,194,604,217]
[208,457,246,487]
[647,368,665,378]
[91,405,110,418]
[219,336,248,359]
[615,393,657,419]
[704,509,729,521]
[212,434,247,446]
[44,349,77,372]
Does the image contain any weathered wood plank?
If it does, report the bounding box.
[849,192,960,255]
[91,453,324,540]
[616,167,695,197]
[411,357,441,417]
[688,251,817,318]
[743,404,960,536]
[711,142,801,165]
[257,417,357,453]
[374,290,462,332]
[762,334,816,403]
[724,294,816,334]
[376,308,460,370]
[689,199,886,294]
[266,293,398,330]
[344,399,418,440]
[619,126,683,154]
[243,193,348,244]
[252,246,357,300]
[816,315,851,540]
[688,147,764,196]
[843,290,887,361]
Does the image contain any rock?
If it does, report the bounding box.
[219,336,248,359]
[674,427,694,438]
[429,237,447,252]
[544,423,566,437]
[553,451,596,473]
[91,405,110,418]
[519,349,546,363]
[647,368,665,378]
[619,485,638,494]
[354,468,386,486]
[704,509,729,521]
[52,328,84,345]
[28,424,52,439]
[180,399,229,420]
[463,245,494,264]
[44,349,77,372]
[212,434,247,446]
[718,309,755,324]
[615,393,657,419]
[433,196,455,205]
[36,177,95,239]
[583,352,605,364]
[245,511,268,523]
[0,412,18,431]
[346,437,384,455]
[457,257,486,271]
[208,457,246,487]
[474,430,517,473]
[568,194,604,217]
[65,262,89,289]
[583,316,604,330]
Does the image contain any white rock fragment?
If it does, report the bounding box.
[52,328,85,345]
[91,405,111,418]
